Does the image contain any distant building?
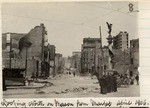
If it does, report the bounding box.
[49,45,56,60]
[81,38,99,74]
[48,45,56,77]
[72,52,81,57]
[71,52,81,75]
[113,31,129,51]
[55,53,64,75]
[129,38,139,77]
[63,57,71,72]
[113,48,130,75]
[81,38,109,75]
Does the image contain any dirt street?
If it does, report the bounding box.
[3,74,140,98]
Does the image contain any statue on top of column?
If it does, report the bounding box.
[106,22,112,35]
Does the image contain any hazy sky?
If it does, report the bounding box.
[2,1,138,57]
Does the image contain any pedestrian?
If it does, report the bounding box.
[130,76,134,85]
[110,74,115,91]
[123,74,128,87]
[135,74,139,85]
[25,77,29,86]
[103,75,108,94]
[99,75,107,94]
[73,69,76,77]
[112,72,117,92]
[106,73,111,93]
[69,70,71,75]
[31,73,35,81]
[3,74,7,91]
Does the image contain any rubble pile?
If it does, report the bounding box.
[89,88,100,93]
[35,88,46,94]
[72,87,86,93]
[51,86,88,94]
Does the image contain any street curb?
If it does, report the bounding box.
[6,84,45,89]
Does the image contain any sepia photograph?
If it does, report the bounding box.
[2,1,139,98]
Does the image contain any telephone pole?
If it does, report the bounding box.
[25,47,28,77]
[99,26,104,78]
[41,23,46,76]
[9,39,12,69]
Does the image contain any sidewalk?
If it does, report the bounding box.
[6,79,54,89]
[6,83,45,89]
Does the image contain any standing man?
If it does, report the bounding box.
[73,68,76,77]
[99,75,108,94]
[3,72,7,91]
[106,73,111,93]
[112,72,117,92]
[135,74,139,85]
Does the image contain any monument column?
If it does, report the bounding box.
[106,22,114,71]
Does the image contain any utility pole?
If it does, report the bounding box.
[124,49,126,74]
[41,24,45,61]
[53,53,56,77]
[129,41,132,77]
[25,47,28,77]
[94,43,96,75]
[99,26,104,78]
[9,39,12,69]
[41,23,45,76]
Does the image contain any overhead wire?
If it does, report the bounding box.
[2,13,98,32]
[75,4,128,35]
[2,13,81,25]
[76,2,137,18]
[2,13,82,32]
[2,13,129,35]
[79,5,127,26]
[2,2,137,33]
[54,4,128,32]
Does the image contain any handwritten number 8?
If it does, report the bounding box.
[129,3,134,12]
